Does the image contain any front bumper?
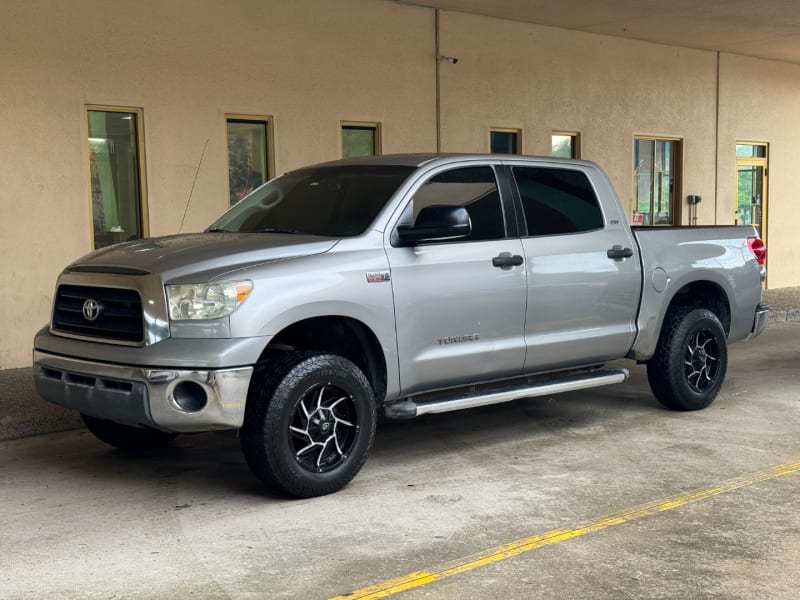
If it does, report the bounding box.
[749,303,770,339]
[33,350,252,432]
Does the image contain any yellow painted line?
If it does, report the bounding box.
[331,460,800,600]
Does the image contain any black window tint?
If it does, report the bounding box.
[209,165,413,237]
[412,166,505,241]
[512,167,604,236]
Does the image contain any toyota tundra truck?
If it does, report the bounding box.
[33,154,769,497]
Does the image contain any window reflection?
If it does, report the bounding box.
[633,138,680,226]
[342,123,380,158]
[491,130,520,154]
[551,133,580,159]
[227,119,270,205]
[88,109,144,249]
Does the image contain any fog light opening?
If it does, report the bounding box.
[172,380,208,413]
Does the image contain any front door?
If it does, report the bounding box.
[386,164,527,395]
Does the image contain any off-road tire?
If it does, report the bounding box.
[240,351,377,498]
[647,307,728,411]
[81,414,178,450]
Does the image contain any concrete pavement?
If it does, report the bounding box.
[1,321,798,599]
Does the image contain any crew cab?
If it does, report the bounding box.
[33,154,769,497]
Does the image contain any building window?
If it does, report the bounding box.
[736,143,767,158]
[342,122,381,158]
[227,116,273,205]
[633,137,681,226]
[551,132,580,158]
[87,106,147,249]
[490,129,521,154]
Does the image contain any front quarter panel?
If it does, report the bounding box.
[227,232,401,399]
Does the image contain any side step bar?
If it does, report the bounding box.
[384,368,629,419]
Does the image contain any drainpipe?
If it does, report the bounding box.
[435,8,441,153]
[714,51,720,224]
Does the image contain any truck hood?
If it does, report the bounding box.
[66,233,338,282]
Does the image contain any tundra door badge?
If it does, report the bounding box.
[366,271,391,283]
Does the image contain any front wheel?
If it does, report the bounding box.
[647,308,728,411]
[81,414,178,450]
[240,351,377,498]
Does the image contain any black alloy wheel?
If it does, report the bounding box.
[240,351,377,498]
[289,383,359,473]
[647,307,729,411]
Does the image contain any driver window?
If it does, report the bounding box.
[409,166,506,241]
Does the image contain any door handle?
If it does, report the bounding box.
[492,252,524,268]
[607,245,634,260]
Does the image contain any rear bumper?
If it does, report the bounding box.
[749,303,770,339]
[33,350,252,432]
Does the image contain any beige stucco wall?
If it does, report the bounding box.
[438,10,719,223]
[717,53,800,289]
[0,0,436,369]
[1,1,799,369]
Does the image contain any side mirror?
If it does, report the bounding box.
[396,205,471,245]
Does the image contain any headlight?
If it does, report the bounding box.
[166,281,253,320]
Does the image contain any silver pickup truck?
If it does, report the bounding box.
[34,154,769,497]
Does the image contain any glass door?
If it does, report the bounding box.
[735,143,768,241]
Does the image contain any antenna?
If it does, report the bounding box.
[179,138,210,233]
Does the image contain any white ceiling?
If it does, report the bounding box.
[399,0,800,65]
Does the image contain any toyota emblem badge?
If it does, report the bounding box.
[82,298,102,322]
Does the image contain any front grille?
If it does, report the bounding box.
[52,284,144,343]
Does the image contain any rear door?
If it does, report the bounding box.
[385,162,527,395]
[506,162,641,372]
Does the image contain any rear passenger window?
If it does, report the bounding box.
[410,166,505,241]
[512,167,604,236]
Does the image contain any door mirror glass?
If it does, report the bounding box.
[396,205,472,244]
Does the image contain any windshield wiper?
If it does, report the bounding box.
[259,228,307,235]
[206,228,229,233]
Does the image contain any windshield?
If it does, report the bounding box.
[208,164,415,237]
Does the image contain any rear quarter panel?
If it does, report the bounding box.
[630,225,763,360]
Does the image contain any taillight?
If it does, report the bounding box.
[747,237,767,266]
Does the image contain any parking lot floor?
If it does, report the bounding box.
[1,322,798,599]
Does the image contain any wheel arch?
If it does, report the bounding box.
[256,315,388,404]
[630,276,733,361]
[663,280,731,335]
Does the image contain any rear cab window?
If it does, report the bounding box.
[511,167,604,236]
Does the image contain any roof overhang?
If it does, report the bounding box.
[398,0,800,65]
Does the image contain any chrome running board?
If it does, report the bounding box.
[384,368,629,419]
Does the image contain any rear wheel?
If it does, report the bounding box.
[240,351,377,498]
[647,308,728,411]
[81,414,178,450]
